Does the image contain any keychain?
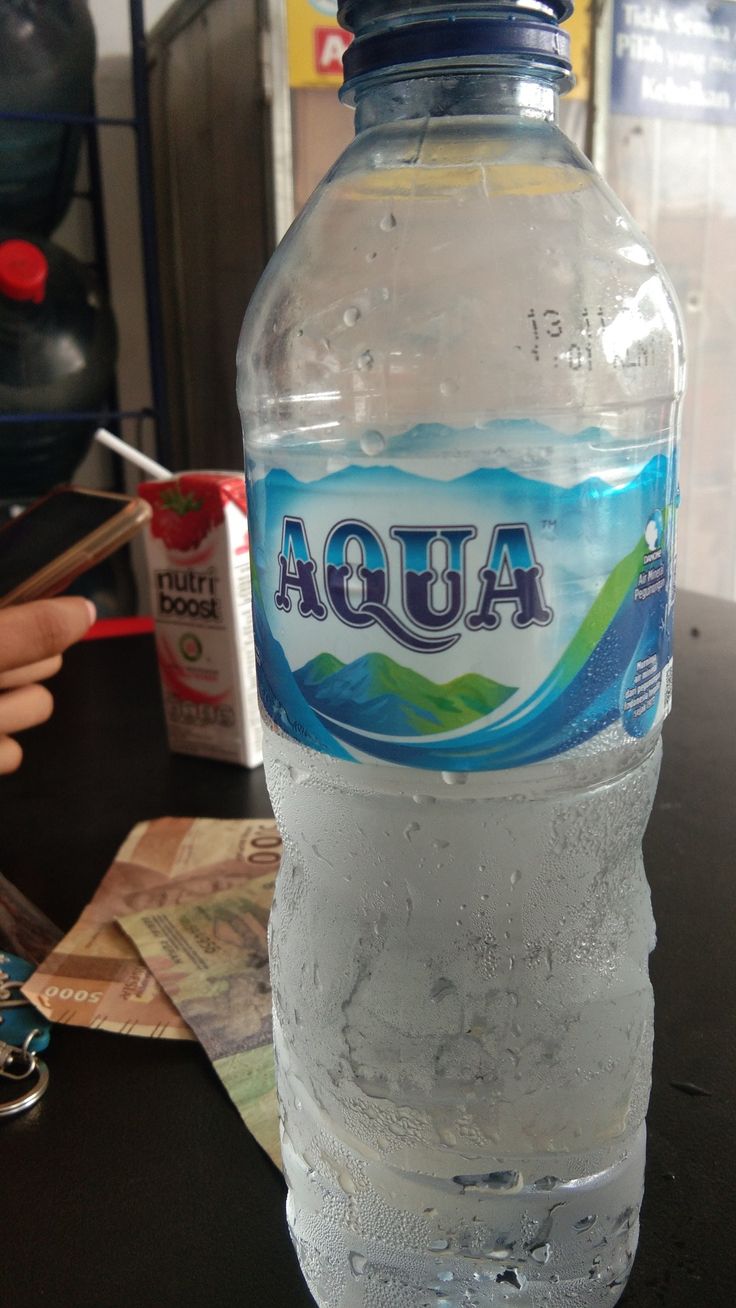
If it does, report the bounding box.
[0,1030,49,1117]
[0,951,50,1117]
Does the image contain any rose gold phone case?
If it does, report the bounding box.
[0,485,152,607]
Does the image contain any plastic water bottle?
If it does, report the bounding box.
[0,0,96,235]
[0,235,117,500]
[237,2,684,1303]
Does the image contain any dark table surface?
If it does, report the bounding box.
[3,591,735,1307]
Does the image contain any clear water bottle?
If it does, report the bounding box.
[237,2,684,1303]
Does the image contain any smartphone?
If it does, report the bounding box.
[0,485,152,607]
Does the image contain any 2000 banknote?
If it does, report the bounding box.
[119,875,280,1166]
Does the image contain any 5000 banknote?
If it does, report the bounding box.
[23,817,281,1039]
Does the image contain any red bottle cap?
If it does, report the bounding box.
[0,239,49,304]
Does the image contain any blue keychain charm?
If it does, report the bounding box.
[0,951,51,1053]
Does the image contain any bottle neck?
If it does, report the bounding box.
[353,70,559,134]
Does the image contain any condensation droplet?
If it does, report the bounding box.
[404,821,420,841]
[343,306,361,326]
[574,1214,597,1233]
[366,250,378,261]
[430,977,456,1002]
[530,1243,551,1264]
[357,350,374,371]
[533,1176,560,1192]
[380,212,397,231]
[360,428,385,455]
[440,379,458,397]
[428,1239,449,1252]
[338,1169,356,1195]
[412,793,436,805]
[442,771,468,785]
[348,1252,367,1276]
[295,328,303,337]
[511,869,522,886]
[438,1270,454,1282]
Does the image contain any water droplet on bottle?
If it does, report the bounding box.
[349,1252,367,1276]
[428,1239,449,1252]
[510,869,522,886]
[360,428,385,455]
[380,212,397,231]
[412,793,436,805]
[438,1270,454,1282]
[574,1214,597,1233]
[357,350,374,371]
[442,771,468,785]
[430,977,456,1003]
[338,1169,356,1195]
[496,1268,525,1290]
[295,328,304,337]
[434,838,450,849]
[453,1171,521,1192]
[487,1248,513,1261]
[530,1243,551,1263]
[366,250,378,261]
[440,379,458,397]
[343,305,361,326]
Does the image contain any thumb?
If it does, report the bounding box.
[0,597,96,674]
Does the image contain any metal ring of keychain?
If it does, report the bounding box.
[0,952,50,1118]
[0,1029,49,1117]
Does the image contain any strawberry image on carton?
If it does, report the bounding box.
[139,472,262,767]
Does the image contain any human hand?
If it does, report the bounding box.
[0,597,96,773]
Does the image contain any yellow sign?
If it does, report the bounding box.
[565,0,592,102]
[286,0,351,89]
[286,0,593,100]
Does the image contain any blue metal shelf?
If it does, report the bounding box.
[0,0,171,471]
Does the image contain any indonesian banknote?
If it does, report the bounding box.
[118,875,280,1167]
[23,817,281,1040]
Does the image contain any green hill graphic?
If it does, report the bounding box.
[295,651,516,737]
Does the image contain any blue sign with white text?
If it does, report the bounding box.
[611,0,736,125]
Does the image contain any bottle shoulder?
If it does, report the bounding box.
[238,116,684,435]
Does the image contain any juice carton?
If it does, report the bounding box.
[138,472,262,767]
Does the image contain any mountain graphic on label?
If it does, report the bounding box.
[295,651,516,737]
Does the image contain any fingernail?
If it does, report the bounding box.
[84,600,97,626]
